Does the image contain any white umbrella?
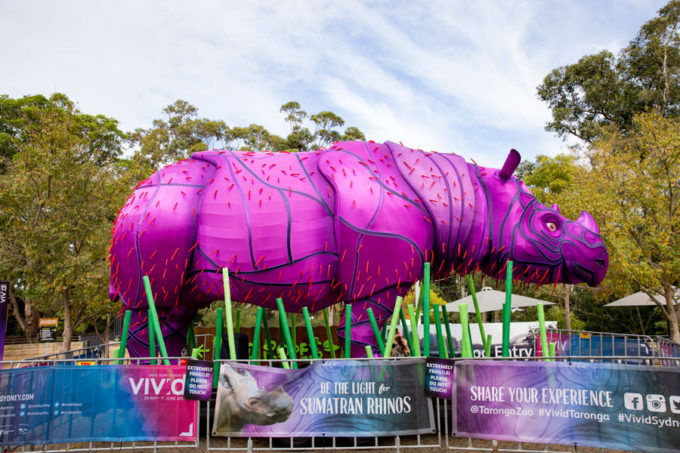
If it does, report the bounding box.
[445,287,555,313]
[604,288,678,307]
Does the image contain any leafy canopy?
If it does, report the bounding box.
[537,0,680,144]
[0,93,130,347]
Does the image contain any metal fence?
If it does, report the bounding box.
[653,335,680,366]
[543,328,656,364]
[3,353,680,453]
[12,341,121,365]
[3,335,86,346]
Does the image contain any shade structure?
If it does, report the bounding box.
[604,288,679,307]
[445,287,555,313]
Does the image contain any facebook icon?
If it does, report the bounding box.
[624,393,643,411]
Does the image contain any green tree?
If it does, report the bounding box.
[577,112,680,341]
[279,102,365,151]
[311,111,345,148]
[232,124,284,151]
[132,100,365,160]
[129,99,228,169]
[537,1,680,144]
[516,153,580,209]
[280,101,307,127]
[280,102,313,151]
[0,93,129,349]
[535,1,680,340]
[341,126,366,142]
[0,95,53,172]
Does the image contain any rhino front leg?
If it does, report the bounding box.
[124,303,199,358]
[337,287,406,358]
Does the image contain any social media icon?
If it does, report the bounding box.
[646,394,666,413]
[668,396,680,414]
[624,392,643,410]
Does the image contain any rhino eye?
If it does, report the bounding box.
[546,222,557,232]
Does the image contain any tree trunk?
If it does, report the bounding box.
[62,300,72,352]
[635,306,646,336]
[669,319,680,344]
[564,284,572,331]
[664,285,680,343]
[669,307,680,344]
[8,288,27,334]
[8,289,40,340]
[25,300,39,340]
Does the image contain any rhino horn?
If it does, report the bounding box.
[577,210,600,234]
[551,203,561,214]
[499,149,521,180]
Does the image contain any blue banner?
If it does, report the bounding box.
[454,361,680,453]
[0,365,197,446]
[212,358,434,437]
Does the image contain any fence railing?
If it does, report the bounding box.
[12,341,121,365]
[653,335,680,366]
[542,328,659,364]
[3,351,680,452]
[3,335,85,345]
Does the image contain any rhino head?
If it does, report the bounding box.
[476,149,608,287]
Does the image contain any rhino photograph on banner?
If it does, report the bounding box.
[212,359,434,437]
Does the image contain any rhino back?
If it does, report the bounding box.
[388,142,489,276]
[317,141,432,304]
[184,150,339,311]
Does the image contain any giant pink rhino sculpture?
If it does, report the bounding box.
[109,141,608,357]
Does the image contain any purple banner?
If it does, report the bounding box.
[213,359,434,437]
[454,360,680,453]
[0,282,8,361]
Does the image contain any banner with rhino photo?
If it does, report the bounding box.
[454,360,680,453]
[0,365,197,446]
[212,358,435,437]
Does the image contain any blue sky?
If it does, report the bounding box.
[0,0,668,166]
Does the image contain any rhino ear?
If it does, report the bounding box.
[499,149,521,180]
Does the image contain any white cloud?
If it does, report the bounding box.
[0,0,668,167]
